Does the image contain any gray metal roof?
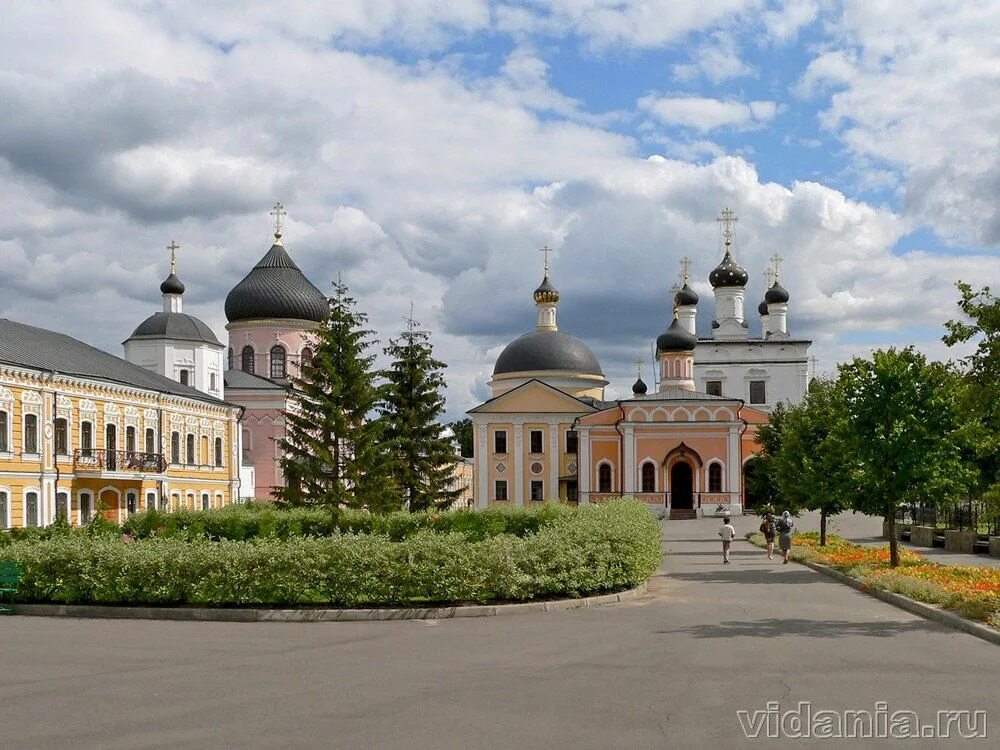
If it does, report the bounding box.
[126,312,222,346]
[225,242,328,324]
[224,368,288,391]
[0,318,227,405]
[493,330,603,376]
[624,388,737,402]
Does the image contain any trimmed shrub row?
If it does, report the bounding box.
[4,500,661,606]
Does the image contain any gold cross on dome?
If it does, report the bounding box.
[717,207,738,246]
[679,255,693,282]
[271,202,286,239]
[539,245,553,275]
[167,241,180,274]
[770,252,784,280]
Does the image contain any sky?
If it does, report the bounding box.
[0,0,997,419]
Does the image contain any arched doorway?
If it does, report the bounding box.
[670,462,694,510]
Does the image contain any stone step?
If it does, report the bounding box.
[669,509,698,520]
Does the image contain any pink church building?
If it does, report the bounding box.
[222,220,327,500]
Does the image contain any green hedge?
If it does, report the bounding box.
[114,502,576,542]
[3,500,661,606]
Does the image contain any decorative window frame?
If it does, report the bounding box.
[493,478,509,502]
[21,391,42,458]
[706,459,726,493]
[240,343,257,373]
[145,490,158,512]
[77,490,94,525]
[595,460,615,494]
[638,458,659,493]
[269,342,289,379]
[23,486,42,528]
[0,485,11,529]
[97,485,122,523]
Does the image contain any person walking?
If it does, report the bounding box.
[776,511,794,564]
[759,508,777,559]
[719,515,736,564]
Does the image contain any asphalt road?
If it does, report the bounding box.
[3,515,998,749]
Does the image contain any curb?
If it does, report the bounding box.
[798,559,1000,647]
[14,583,647,623]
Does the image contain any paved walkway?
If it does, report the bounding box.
[791,510,1000,569]
[2,519,999,749]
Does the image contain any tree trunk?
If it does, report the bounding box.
[887,511,899,568]
[820,509,828,547]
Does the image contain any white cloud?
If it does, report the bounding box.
[799,0,1000,245]
[639,95,779,131]
[672,32,753,84]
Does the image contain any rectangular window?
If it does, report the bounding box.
[171,432,180,464]
[529,430,543,454]
[81,421,93,454]
[202,493,210,510]
[566,481,578,502]
[24,414,38,454]
[565,430,578,454]
[186,434,196,464]
[126,425,136,454]
[54,418,68,455]
[494,480,508,501]
[0,410,8,452]
[530,480,544,502]
[145,428,156,455]
[215,437,223,467]
[705,380,723,396]
[80,493,92,525]
[126,493,137,516]
[179,370,190,386]
[146,492,156,511]
[494,430,507,454]
[210,373,218,391]
[749,380,766,405]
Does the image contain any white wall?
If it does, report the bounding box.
[694,339,811,411]
[123,339,225,399]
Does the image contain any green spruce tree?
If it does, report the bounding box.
[276,277,392,510]
[379,313,460,511]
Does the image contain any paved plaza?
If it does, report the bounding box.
[3,515,999,749]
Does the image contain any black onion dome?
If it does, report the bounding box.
[674,282,699,306]
[127,313,222,346]
[708,250,749,288]
[764,280,789,304]
[632,377,648,395]
[533,275,560,304]
[225,243,328,323]
[494,330,603,376]
[758,299,769,316]
[160,273,185,295]
[656,317,697,353]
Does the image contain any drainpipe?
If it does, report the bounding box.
[50,371,60,521]
[613,401,625,497]
[571,414,581,505]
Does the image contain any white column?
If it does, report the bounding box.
[728,425,741,514]
[513,422,524,507]
[622,424,635,494]
[578,426,590,504]
[476,421,489,508]
[549,422,559,502]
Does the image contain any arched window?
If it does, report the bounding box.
[24,490,39,527]
[125,425,136,454]
[171,431,180,464]
[0,410,8,453]
[598,463,613,493]
[126,491,137,516]
[186,433,196,465]
[270,345,286,379]
[146,492,156,511]
[56,492,69,521]
[228,347,234,370]
[215,437,223,467]
[300,347,313,370]
[241,345,255,374]
[79,491,93,525]
[202,492,210,510]
[145,428,156,455]
[641,462,656,493]
[709,462,723,493]
[0,489,8,529]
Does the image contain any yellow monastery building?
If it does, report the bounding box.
[0,317,241,528]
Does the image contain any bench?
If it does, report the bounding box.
[0,562,23,615]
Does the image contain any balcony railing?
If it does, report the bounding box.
[74,449,165,473]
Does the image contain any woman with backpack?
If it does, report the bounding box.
[776,511,794,564]
[758,508,777,559]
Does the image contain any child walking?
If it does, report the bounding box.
[718,515,736,564]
